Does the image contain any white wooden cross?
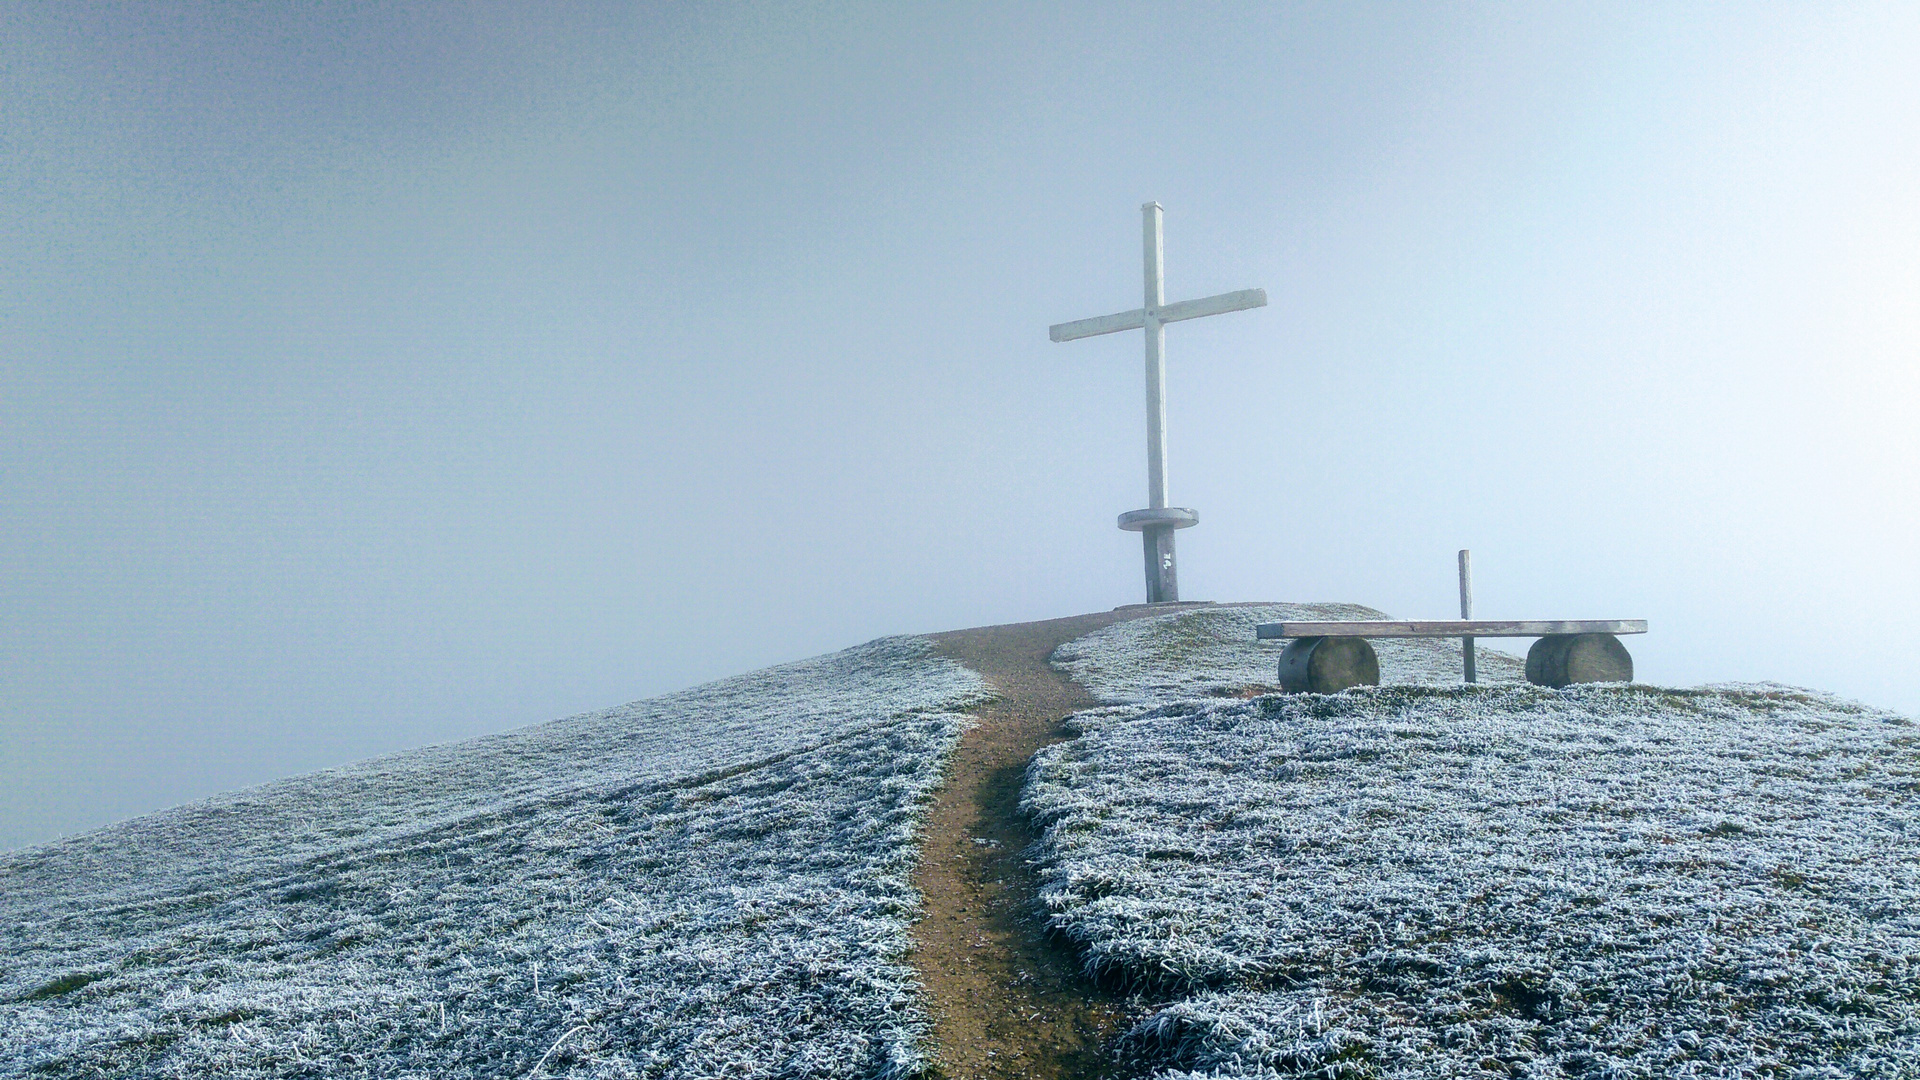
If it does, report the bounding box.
[1050,202,1266,603]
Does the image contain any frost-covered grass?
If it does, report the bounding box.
[1023,684,1920,1078]
[1,636,990,1079]
[1053,604,1525,705]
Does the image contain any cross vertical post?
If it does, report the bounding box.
[1140,204,1176,602]
[1143,203,1168,510]
[1050,203,1267,604]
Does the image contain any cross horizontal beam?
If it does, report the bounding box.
[1256,619,1648,639]
[1049,288,1267,342]
[1048,307,1143,342]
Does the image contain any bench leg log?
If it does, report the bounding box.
[1526,633,1633,687]
[1277,636,1380,694]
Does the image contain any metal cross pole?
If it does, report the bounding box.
[1050,203,1267,603]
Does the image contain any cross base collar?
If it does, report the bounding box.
[1118,507,1198,532]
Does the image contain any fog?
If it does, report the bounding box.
[5,2,1917,850]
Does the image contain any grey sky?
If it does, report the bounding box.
[5,2,1917,851]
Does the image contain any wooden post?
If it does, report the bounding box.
[1458,549,1476,684]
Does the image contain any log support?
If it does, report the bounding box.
[1525,633,1634,688]
[1267,631,1636,693]
[1276,636,1380,694]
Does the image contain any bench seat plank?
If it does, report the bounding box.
[1256,619,1647,640]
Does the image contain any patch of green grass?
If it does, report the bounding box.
[1144,612,1228,665]
[16,969,108,1002]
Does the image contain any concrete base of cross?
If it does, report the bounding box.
[1118,508,1197,604]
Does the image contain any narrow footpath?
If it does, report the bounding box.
[913,608,1170,1080]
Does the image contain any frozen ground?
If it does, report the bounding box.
[1053,604,1526,705]
[1,636,989,1079]
[1025,667,1920,1076]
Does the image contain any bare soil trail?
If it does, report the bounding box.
[914,606,1198,1080]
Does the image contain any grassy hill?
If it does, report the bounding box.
[1,636,987,1079]
[1031,605,1920,1078]
[5,603,1917,1078]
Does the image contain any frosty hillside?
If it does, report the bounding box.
[1,639,991,1079]
[6,601,1915,1078]
[1032,605,1920,1078]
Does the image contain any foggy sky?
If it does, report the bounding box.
[5,2,1918,850]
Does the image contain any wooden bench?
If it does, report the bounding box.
[1255,620,1648,693]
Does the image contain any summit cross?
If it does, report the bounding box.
[1050,202,1267,603]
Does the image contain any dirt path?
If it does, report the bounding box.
[913,606,1199,1079]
